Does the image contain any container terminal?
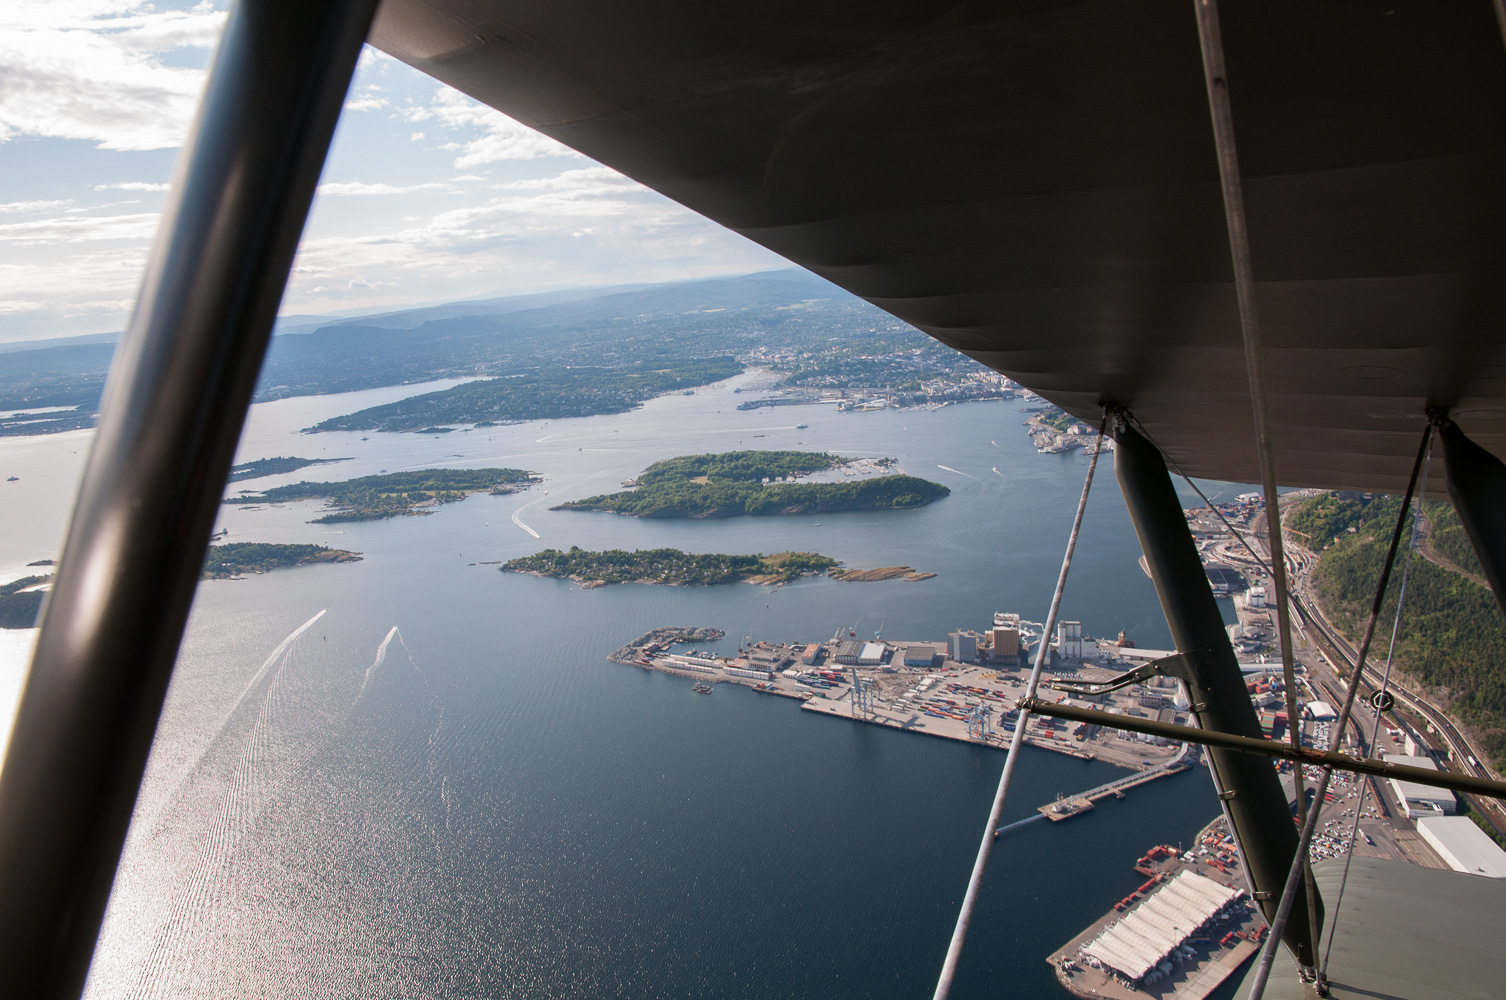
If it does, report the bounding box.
[609,613,1197,795]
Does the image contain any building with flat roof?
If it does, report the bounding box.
[799,643,821,665]
[857,642,887,666]
[948,631,978,663]
[833,640,864,664]
[903,645,938,668]
[1416,817,1506,878]
[1383,754,1457,818]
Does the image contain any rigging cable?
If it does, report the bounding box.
[1191,0,1321,966]
[1124,412,1274,579]
[930,413,1106,1000]
[1319,433,1432,983]
[1245,418,1436,1000]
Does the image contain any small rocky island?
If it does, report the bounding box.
[503,546,933,588]
[552,450,948,518]
[225,467,538,522]
[201,543,362,579]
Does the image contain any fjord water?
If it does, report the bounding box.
[35,374,1225,999]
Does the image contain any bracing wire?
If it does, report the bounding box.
[1190,0,1319,961]
[1245,419,1436,1000]
[1319,435,1433,981]
[930,413,1107,1000]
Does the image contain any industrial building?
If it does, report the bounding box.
[948,631,978,663]
[1416,817,1506,878]
[1203,564,1246,595]
[1055,620,1085,660]
[833,640,864,665]
[1081,870,1245,984]
[856,642,887,666]
[745,647,791,670]
[1382,754,1457,818]
[903,645,939,668]
[991,614,1021,659]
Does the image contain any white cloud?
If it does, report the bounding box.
[0,211,160,245]
[344,93,387,113]
[0,200,73,214]
[93,181,168,192]
[316,181,454,197]
[0,1,225,151]
[430,88,579,167]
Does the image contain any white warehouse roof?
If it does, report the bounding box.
[1082,870,1243,981]
[858,642,886,664]
[1383,754,1457,814]
[1416,817,1506,879]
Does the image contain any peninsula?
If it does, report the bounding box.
[0,575,47,629]
[228,455,350,483]
[225,467,537,522]
[307,357,741,433]
[202,543,362,580]
[552,450,948,518]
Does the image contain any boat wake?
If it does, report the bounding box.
[120,609,327,997]
[360,626,400,699]
[511,502,541,539]
[936,464,979,482]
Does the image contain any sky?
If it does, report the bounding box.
[0,1,787,344]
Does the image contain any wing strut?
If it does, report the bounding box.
[0,2,378,995]
[1191,0,1322,977]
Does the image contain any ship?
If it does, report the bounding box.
[692,683,712,695]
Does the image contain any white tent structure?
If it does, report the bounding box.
[1082,870,1244,982]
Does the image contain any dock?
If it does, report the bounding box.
[1035,742,1196,823]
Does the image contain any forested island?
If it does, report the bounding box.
[229,456,349,482]
[553,449,948,518]
[202,543,362,580]
[2,543,363,625]
[308,357,741,433]
[1288,494,1506,767]
[226,467,537,522]
[503,547,839,587]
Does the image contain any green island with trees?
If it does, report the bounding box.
[225,467,538,522]
[307,357,742,433]
[502,547,840,587]
[202,543,363,580]
[1288,493,1506,778]
[228,456,350,483]
[553,450,948,518]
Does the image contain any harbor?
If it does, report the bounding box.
[609,613,1201,801]
[1046,816,1266,1000]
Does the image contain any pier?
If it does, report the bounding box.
[1033,742,1197,824]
